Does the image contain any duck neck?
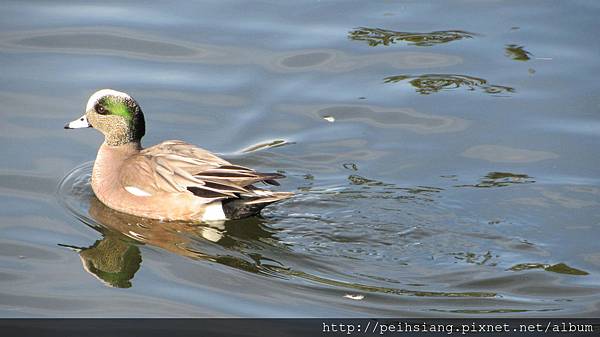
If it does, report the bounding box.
[100,141,142,155]
[104,128,143,146]
[93,141,141,180]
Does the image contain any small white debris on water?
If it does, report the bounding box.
[344,294,365,300]
[535,57,553,60]
[323,115,335,122]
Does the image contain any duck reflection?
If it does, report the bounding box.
[76,231,141,288]
[69,196,283,288]
[384,74,515,95]
[348,27,475,47]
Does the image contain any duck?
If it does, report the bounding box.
[65,89,292,222]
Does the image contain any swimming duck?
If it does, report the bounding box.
[65,89,292,222]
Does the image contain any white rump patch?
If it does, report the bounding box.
[125,186,152,197]
[201,202,227,221]
[86,89,132,111]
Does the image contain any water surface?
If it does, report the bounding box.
[1,0,599,317]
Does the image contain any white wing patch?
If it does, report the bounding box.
[125,186,152,197]
[201,202,227,221]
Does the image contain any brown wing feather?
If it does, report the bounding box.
[120,140,286,202]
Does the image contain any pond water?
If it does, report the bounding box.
[1,0,599,317]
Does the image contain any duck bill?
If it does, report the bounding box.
[64,115,92,129]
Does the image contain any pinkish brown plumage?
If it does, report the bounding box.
[66,89,292,222]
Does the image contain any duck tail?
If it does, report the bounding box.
[222,191,293,220]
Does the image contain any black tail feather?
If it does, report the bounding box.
[222,191,292,219]
[222,198,270,220]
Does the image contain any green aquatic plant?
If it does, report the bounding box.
[505,44,532,61]
[349,27,475,47]
[384,74,515,95]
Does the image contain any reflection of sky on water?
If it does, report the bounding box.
[0,0,599,317]
[0,28,462,74]
[462,145,558,163]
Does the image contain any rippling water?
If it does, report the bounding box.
[1,0,599,317]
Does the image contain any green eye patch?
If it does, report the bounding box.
[100,97,134,121]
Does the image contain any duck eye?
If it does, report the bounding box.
[96,104,108,115]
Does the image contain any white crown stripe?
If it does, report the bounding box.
[85,89,132,111]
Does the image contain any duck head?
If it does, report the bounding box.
[65,89,145,146]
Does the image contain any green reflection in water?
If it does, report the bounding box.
[63,230,141,288]
[505,44,532,61]
[456,172,535,188]
[349,27,475,47]
[509,263,589,276]
[384,74,515,95]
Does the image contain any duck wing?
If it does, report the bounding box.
[120,140,285,201]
